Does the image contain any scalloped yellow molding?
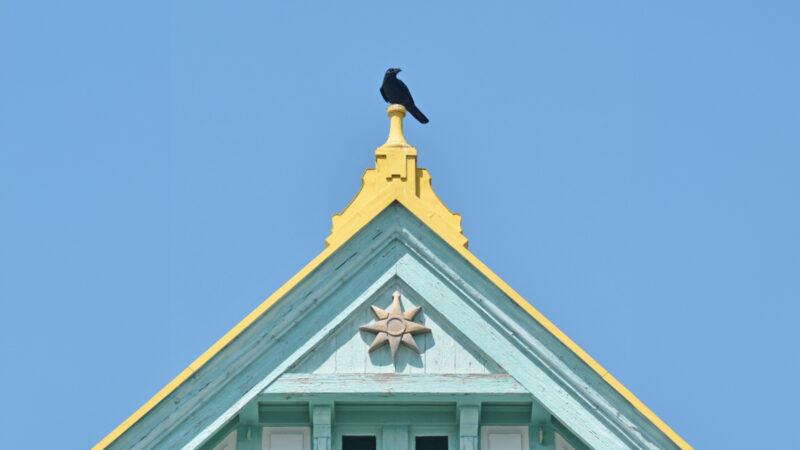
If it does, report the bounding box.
[327,105,467,250]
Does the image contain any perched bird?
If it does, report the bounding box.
[380,68,429,124]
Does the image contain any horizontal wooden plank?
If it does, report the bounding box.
[258,403,310,425]
[481,403,533,425]
[263,373,529,395]
[335,404,456,425]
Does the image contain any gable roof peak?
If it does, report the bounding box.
[326,105,468,249]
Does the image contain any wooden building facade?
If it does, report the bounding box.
[95,106,690,450]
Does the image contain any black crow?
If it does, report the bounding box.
[380,68,429,124]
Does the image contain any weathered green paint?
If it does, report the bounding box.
[111,204,680,449]
[537,423,556,450]
[312,405,332,450]
[552,418,591,450]
[394,256,631,448]
[382,425,409,450]
[201,398,562,450]
[458,405,479,450]
[173,243,406,449]
[258,393,534,406]
[336,404,456,425]
[236,402,261,450]
[293,292,501,375]
[480,403,532,426]
[235,425,260,450]
[265,373,526,395]
[197,418,238,450]
[259,403,310,425]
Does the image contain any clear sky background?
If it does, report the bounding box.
[1,2,798,449]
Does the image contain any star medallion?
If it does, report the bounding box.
[359,291,431,362]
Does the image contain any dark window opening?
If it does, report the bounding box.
[416,436,448,450]
[342,435,377,450]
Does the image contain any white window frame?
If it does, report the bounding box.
[262,426,311,450]
[480,426,530,450]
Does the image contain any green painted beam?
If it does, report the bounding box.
[258,393,533,405]
[264,373,528,395]
[336,404,456,425]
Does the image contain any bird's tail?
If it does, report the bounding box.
[406,104,429,124]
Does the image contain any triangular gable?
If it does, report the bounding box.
[95,106,690,450]
[290,286,503,375]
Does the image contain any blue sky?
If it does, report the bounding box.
[1,1,798,448]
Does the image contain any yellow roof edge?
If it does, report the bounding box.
[93,241,344,449]
[445,236,693,450]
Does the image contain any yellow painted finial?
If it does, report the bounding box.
[375,105,417,182]
[326,105,467,249]
[383,104,408,148]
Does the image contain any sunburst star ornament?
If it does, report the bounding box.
[359,291,431,362]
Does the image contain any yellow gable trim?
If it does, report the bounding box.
[93,242,342,449]
[451,235,693,450]
[96,106,691,450]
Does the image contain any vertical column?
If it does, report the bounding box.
[312,404,333,450]
[531,400,553,450]
[382,425,409,450]
[532,423,555,450]
[459,405,480,450]
[237,402,263,450]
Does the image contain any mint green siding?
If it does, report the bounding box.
[293,290,501,375]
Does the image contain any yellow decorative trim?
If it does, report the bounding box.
[92,243,343,450]
[327,105,467,249]
[448,246,693,450]
[95,105,691,450]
